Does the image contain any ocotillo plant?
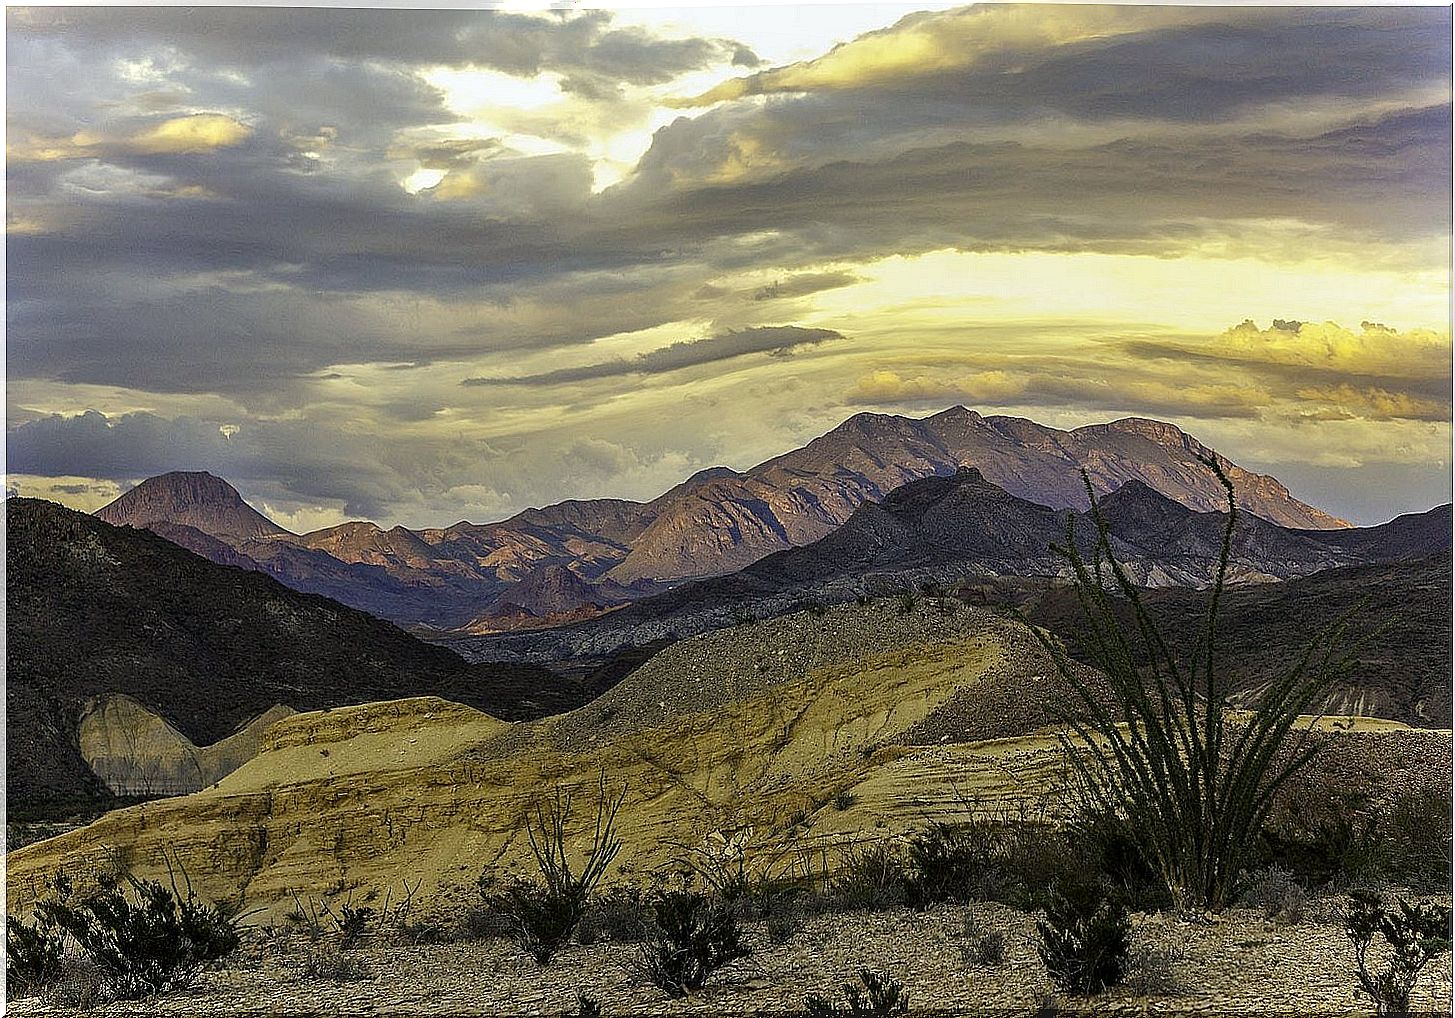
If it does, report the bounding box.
[1029,454,1370,909]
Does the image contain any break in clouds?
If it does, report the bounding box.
[6,5,1451,527]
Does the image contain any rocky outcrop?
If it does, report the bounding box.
[6,499,587,818]
[79,696,295,796]
[8,600,1446,925]
[7,603,1075,916]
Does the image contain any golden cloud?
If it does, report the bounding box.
[9,114,251,163]
[1294,384,1449,422]
[1210,319,1450,381]
[846,368,1023,404]
[677,6,1234,106]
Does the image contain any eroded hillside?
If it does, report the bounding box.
[10,600,1447,926]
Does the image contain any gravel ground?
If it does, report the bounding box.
[12,898,1452,1017]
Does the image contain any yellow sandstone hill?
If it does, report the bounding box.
[9,603,1077,915]
[8,600,1445,923]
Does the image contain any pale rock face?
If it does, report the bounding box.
[78,695,295,796]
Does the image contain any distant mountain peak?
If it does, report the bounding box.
[96,471,291,544]
[1078,417,1198,451]
[929,405,982,423]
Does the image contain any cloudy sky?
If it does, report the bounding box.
[7,3,1451,530]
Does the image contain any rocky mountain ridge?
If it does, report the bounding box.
[450,468,1449,666]
[92,407,1354,629]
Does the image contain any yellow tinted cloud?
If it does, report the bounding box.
[125,114,251,154]
[1212,319,1450,380]
[679,5,1230,105]
[846,368,1023,404]
[1294,384,1449,421]
[10,114,250,163]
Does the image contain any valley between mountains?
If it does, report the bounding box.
[6,406,1451,1016]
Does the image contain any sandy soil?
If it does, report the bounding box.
[10,899,1452,1016]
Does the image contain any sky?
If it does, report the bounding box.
[6,3,1451,530]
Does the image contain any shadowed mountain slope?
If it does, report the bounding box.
[5,498,595,819]
[1024,552,1454,728]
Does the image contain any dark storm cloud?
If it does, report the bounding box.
[6,8,751,85]
[8,6,1449,398]
[6,5,1449,524]
[462,325,843,386]
[690,7,1448,121]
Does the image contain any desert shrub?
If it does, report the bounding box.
[588,887,652,943]
[828,841,908,911]
[1030,461,1370,909]
[571,990,603,1018]
[1241,865,1308,923]
[959,912,1005,968]
[766,912,797,945]
[833,791,859,812]
[39,875,241,999]
[1036,879,1130,995]
[1377,786,1453,889]
[905,821,1003,906]
[1067,810,1166,910]
[897,591,918,615]
[481,775,626,965]
[330,903,374,951]
[679,829,758,903]
[633,889,751,998]
[302,945,372,983]
[804,968,909,1016]
[1260,805,1385,890]
[452,904,513,942]
[287,891,376,948]
[1344,893,1453,1016]
[6,912,66,998]
[1122,936,1186,997]
[988,824,1091,909]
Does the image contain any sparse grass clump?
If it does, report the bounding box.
[805,968,909,1016]
[1344,892,1452,1016]
[828,841,909,912]
[1241,865,1308,924]
[302,945,372,983]
[959,911,1005,967]
[766,912,797,945]
[1123,935,1186,997]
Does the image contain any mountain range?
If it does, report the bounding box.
[93,407,1351,630]
[450,467,1449,665]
